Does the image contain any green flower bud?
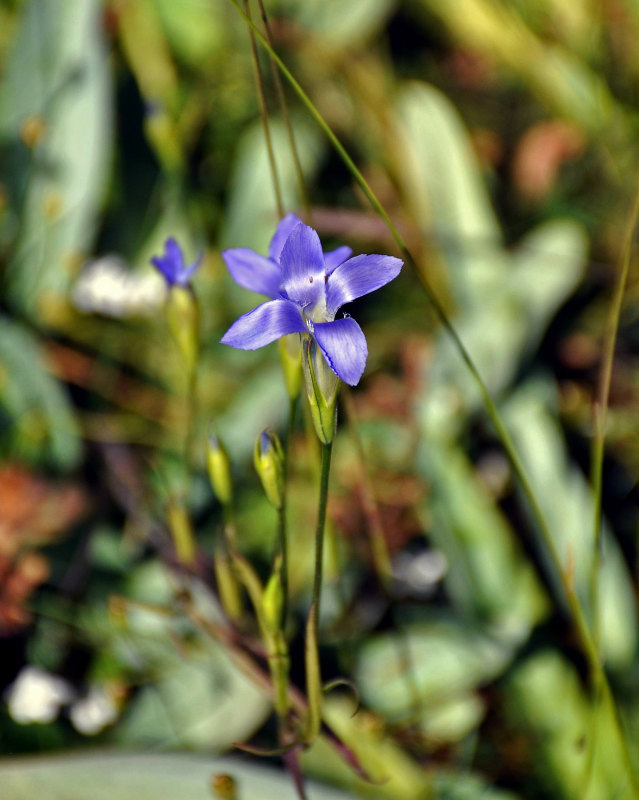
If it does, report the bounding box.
[166,286,199,376]
[301,334,338,444]
[278,333,302,400]
[207,433,233,507]
[254,429,285,510]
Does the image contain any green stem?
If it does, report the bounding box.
[243,0,284,218]
[255,0,312,221]
[304,439,333,743]
[312,440,333,629]
[589,182,639,651]
[277,503,288,630]
[278,395,297,629]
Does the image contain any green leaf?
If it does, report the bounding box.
[356,618,516,727]
[417,441,547,630]
[1,0,112,317]
[503,378,637,667]
[504,651,636,800]
[0,752,355,800]
[0,315,81,468]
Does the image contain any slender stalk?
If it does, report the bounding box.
[278,396,297,628]
[277,504,288,629]
[304,439,333,743]
[243,0,284,218]
[312,441,333,628]
[589,183,639,651]
[255,0,312,221]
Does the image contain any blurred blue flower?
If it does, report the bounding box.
[220,215,402,386]
[151,238,202,287]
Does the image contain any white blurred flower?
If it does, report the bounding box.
[5,666,74,724]
[69,686,118,735]
[72,255,165,318]
[392,549,448,596]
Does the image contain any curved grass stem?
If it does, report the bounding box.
[243,0,284,219]
[589,183,639,652]
[255,0,312,222]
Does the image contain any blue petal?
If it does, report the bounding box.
[222,248,281,298]
[175,253,203,286]
[151,237,183,284]
[165,238,184,271]
[220,299,305,350]
[324,246,352,275]
[314,316,368,386]
[280,223,326,309]
[268,212,303,262]
[325,254,403,316]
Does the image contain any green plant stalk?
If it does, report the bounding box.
[277,503,288,630]
[255,0,311,221]
[305,439,333,743]
[243,0,284,218]
[589,182,639,651]
[224,2,639,785]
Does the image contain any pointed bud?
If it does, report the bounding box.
[166,286,199,376]
[254,429,285,510]
[278,333,302,400]
[207,433,233,507]
[301,334,338,444]
[261,556,284,634]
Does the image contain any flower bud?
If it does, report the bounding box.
[254,429,285,510]
[278,333,302,400]
[166,286,199,376]
[301,334,338,444]
[207,433,233,507]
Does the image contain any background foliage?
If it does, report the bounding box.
[2,1,639,798]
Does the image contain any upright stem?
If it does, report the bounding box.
[304,439,333,743]
[256,0,312,221]
[243,0,284,218]
[278,396,297,630]
[589,182,639,651]
[312,441,333,629]
[277,504,288,629]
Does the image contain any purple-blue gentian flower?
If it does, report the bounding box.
[151,237,202,287]
[220,214,402,386]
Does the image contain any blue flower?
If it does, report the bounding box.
[151,237,202,287]
[220,214,402,386]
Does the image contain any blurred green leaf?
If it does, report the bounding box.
[0,752,354,800]
[503,379,637,667]
[417,442,547,631]
[219,116,324,254]
[0,315,81,468]
[287,0,396,47]
[504,650,635,800]
[356,618,516,727]
[1,0,112,318]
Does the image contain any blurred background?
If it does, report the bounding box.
[2,1,639,798]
